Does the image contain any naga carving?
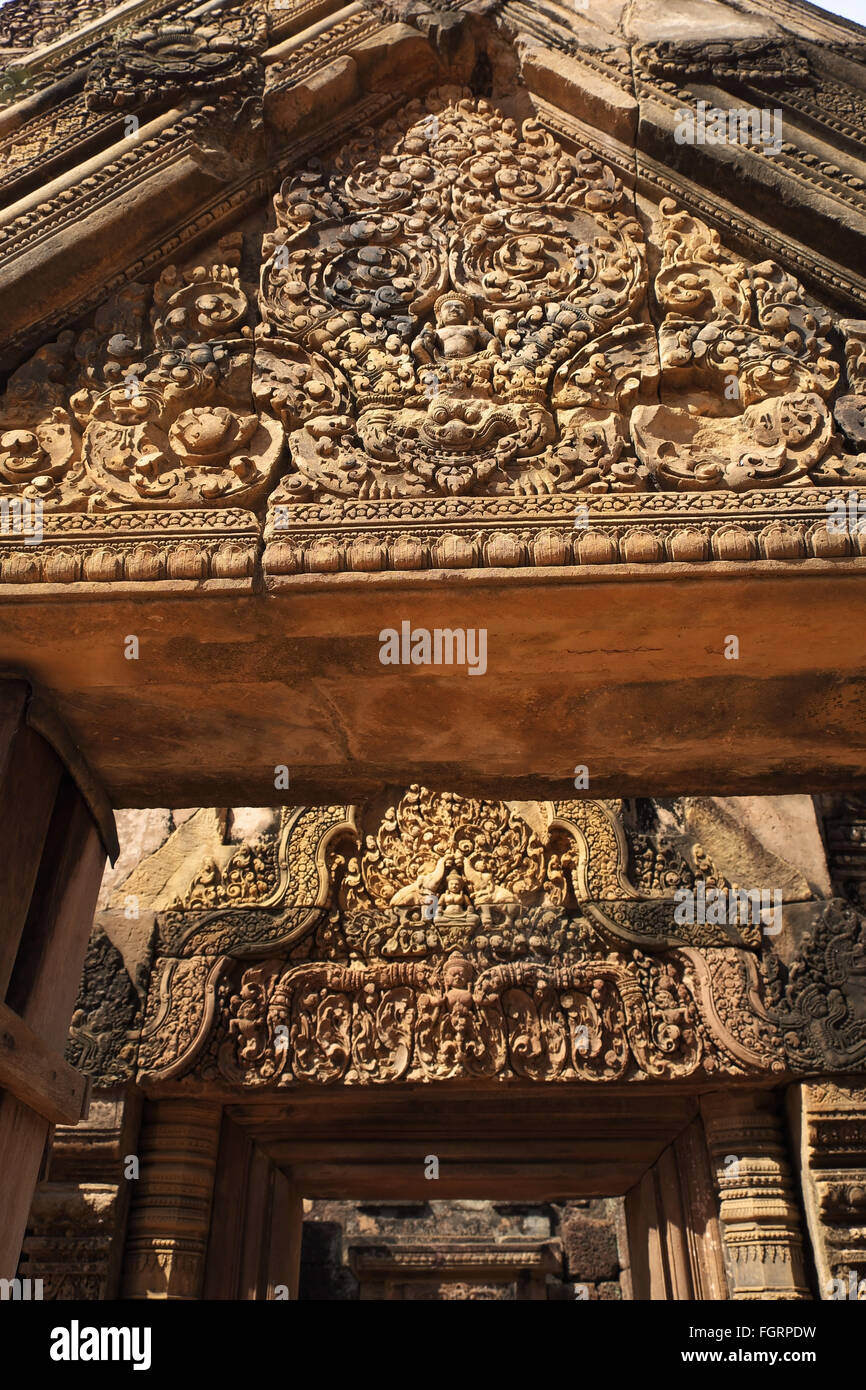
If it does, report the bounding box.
[57,789,843,1089]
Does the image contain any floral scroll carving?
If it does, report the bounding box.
[4,88,866,585]
[261,92,655,509]
[257,89,866,530]
[85,11,267,112]
[111,788,866,1089]
[62,789,866,1089]
[212,949,714,1087]
[0,236,284,512]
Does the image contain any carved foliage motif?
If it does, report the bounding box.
[631,202,866,493]
[60,786,866,1096]
[85,10,268,112]
[637,38,814,89]
[63,789,866,1088]
[66,924,153,1082]
[0,235,284,510]
[126,789,818,1087]
[214,949,712,1086]
[3,89,866,547]
[260,93,652,507]
[256,89,866,525]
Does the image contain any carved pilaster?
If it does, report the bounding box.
[17,1086,142,1299]
[790,1079,866,1300]
[121,1100,222,1300]
[702,1091,812,1300]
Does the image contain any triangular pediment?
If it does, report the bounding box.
[1,0,866,590]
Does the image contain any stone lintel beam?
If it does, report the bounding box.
[0,569,865,807]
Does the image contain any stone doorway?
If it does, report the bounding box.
[13,787,866,1300]
[297,1198,627,1301]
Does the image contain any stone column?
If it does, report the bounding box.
[121,1099,222,1299]
[789,1079,866,1300]
[16,1087,143,1299]
[702,1090,812,1300]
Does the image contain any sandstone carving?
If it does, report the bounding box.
[0,238,283,512]
[59,789,834,1089]
[0,82,865,582]
[85,11,267,112]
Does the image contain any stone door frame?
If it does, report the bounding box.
[116,1079,815,1301]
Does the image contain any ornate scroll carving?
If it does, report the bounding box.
[637,38,814,89]
[633,202,866,494]
[0,235,283,514]
[85,11,268,112]
[259,92,866,520]
[62,789,866,1090]
[2,86,866,582]
[209,948,714,1087]
[835,320,866,453]
[260,91,653,512]
[124,789,814,1088]
[250,90,866,579]
[157,805,353,957]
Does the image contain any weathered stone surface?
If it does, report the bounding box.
[560,1212,620,1282]
[298,1197,624,1299]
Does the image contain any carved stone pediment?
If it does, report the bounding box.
[259,93,650,508]
[4,88,866,588]
[156,788,747,958]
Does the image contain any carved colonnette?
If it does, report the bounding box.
[120,1098,222,1299]
[5,0,866,1303]
[16,1089,143,1300]
[702,1090,812,1300]
[62,787,866,1298]
[790,1080,866,1300]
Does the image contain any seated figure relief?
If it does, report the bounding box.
[2,90,866,523]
